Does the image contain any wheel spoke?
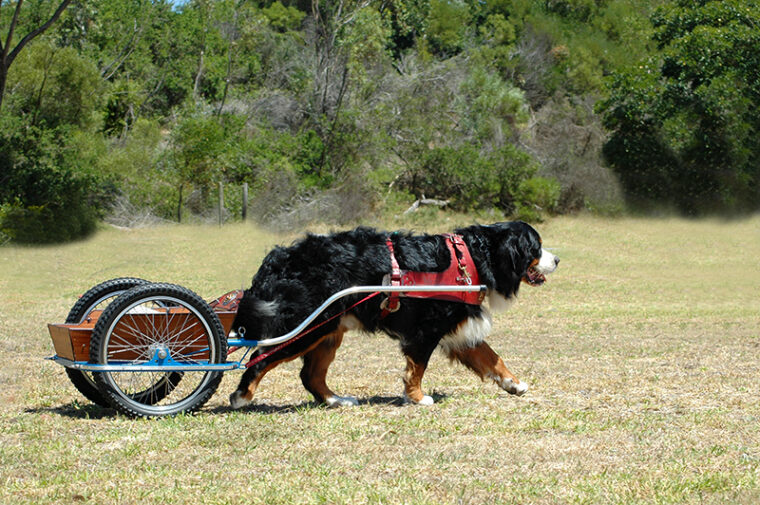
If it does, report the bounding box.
[91,284,226,417]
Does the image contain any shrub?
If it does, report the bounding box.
[599,1,760,215]
[525,95,624,213]
[399,143,539,214]
[0,118,109,243]
[0,200,98,244]
[427,0,471,56]
[515,176,561,222]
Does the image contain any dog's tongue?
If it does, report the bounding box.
[527,267,546,286]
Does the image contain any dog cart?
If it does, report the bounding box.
[47,278,486,418]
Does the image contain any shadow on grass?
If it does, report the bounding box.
[210,392,450,414]
[209,394,409,415]
[33,392,449,419]
[26,403,116,420]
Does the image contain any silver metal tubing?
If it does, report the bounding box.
[248,284,487,348]
[47,356,243,372]
[49,284,487,373]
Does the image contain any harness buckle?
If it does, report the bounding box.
[380,297,401,313]
[457,263,472,285]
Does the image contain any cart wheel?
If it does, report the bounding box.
[90,283,227,418]
[64,277,150,407]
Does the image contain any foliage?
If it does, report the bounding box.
[5,0,758,241]
[400,143,539,213]
[262,1,306,31]
[525,95,622,214]
[599,0,760,215]
[0,38,109,243]
[514,176,561,221]
[4,41,103,129]
[426,0,470,56]
[0,118,109,243]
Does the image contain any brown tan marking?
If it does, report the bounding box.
[449,341,526,395]
[300,329,346,402]
[521,257,540,285]
[235,331,339,404]
[403,355,429,403]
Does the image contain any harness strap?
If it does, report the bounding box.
[381,234,484,318]
[443,233,475,286]
[380,237,402,318]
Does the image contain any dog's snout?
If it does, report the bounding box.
[554,256,560,266]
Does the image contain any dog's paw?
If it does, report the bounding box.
[229,390,252,409]
[509,380,529,396]
[417,395,435,405]
[512,382,528,396]
[489,373,529,396]
[500,378,529,396]
[404,393,435,406]
[325,395,359,407]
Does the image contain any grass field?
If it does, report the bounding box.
[1,215,758,504]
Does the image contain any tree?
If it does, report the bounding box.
[599,0,760,214]
[308,0,370,175]
[0,0,73,111]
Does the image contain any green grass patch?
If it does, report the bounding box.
[1,216,759,504]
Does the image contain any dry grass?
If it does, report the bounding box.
[0,215,758,504]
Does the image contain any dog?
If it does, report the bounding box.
[229,221,559,408]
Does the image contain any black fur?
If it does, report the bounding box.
[231,221,545,402]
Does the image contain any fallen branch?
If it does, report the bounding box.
[403,197,450,215]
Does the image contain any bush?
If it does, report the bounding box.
[0,200,98,244]
[399,143,539,214]
[526,95,624,213]
[515,176,561,222]
[427,0,471,56]
[4,42,103,130]
[0,119,108,243]
[599,1,760,215]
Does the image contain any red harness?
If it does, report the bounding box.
[381,233,485,317]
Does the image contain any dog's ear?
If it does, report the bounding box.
[494,223,539,274]
[497,232,523,273]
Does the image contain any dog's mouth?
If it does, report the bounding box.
[524,266,546,286]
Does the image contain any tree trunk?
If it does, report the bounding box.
[193,50,204,99]
[177,184,183,223]
[0,0,73,112]
[216,47,232,118]
[0,64,7,112]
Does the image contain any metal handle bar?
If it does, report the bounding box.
[48,284,488,373]
[227,284,487,348]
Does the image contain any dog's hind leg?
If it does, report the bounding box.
[449,341,528,396]
[229,333,335,409]
[300,329,357,407]
[229,360,279,409]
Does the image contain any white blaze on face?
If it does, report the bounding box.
[535,248,559,275]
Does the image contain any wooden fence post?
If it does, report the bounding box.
[242,182,248,221]
[218,182,224,226]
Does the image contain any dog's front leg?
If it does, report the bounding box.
[403,354,435,405]
[450,341,528,396]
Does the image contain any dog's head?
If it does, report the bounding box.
[485,221,559,295]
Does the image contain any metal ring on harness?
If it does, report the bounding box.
[380,296,400,313]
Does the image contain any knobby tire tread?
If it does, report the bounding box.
[64,277,149,407]
[89,283,227,418]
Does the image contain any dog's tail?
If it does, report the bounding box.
[252,298,279,318]
[230,291,283,340]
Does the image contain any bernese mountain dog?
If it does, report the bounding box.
[229,221,559,408]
